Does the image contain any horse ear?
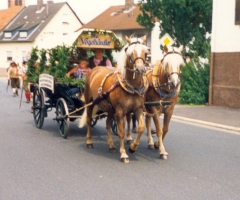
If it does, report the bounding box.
[164,45,168,53]
[125,36,131,44]
[179,45,184,53]
[142,35,147,44]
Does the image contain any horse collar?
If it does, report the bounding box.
[117,73,149,96]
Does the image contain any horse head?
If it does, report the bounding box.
[161,45,185,90]
[118,35,149,79]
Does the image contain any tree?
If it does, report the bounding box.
[137,0,212,59]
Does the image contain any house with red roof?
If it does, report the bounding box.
[0,0,83,76]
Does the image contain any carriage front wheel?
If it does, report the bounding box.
[56,98,70,139]
[32,87,44,129]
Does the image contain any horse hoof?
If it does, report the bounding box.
[87,144,93,149]
[160,154,168,160]
[109,147,117,153]
[148,145,155,150]
[127,140,133,145]
[128,147,135,154]
[121,158,130,163]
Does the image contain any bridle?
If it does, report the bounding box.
[161,48,184,86]
[124,41,147,77]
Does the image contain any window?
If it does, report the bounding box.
[6,51,12,61]
[235,0,240,25]
[4,32,12,38]
[15,0,22,6]
[19,31,27,38]
[22,51,27,61]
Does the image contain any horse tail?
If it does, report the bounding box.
[78,107,87,128]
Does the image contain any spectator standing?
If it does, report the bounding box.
[7,62,20,97]
[22,59,31,103]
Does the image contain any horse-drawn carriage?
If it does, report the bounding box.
[29,29,184,163]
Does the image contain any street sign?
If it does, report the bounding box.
[160,33,174,47]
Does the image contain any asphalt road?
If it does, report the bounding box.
[0,78,240,200]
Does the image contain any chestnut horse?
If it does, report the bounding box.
[145,45,184,159]
[81,35,149,163]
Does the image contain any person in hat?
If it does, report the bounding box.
[88,49,112,69]
[21,59,31,103]
[7,62,20,97]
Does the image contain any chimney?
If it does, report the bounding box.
[8,0,25,8]
[37,0,43,11]
[125,0,134,9]
[46,1,54,16]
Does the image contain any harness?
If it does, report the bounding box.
[93,40,149,105]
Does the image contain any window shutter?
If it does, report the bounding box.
[236,0,240,25]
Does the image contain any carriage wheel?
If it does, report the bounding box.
[33,87,44,129]
[111,117,118,135]
[56,98,70,139]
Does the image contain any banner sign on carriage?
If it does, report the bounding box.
[160,33,174,47]
[77,28,123,49]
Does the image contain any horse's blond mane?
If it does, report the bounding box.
[162,46,184,72]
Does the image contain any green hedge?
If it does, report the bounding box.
[178,61,209,105]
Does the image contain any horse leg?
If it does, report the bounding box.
[86,105,94,148]
[106,112,117,152]
[152,113,168,159]
[129,112,145,153]
[126,113,133,144]
[145,115,154,149]
[162,109,174,141]
[115,113,129,163]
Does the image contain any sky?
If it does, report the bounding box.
[0,0,139,24]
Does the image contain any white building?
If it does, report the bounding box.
[209,0,240,108]
[0,0,83,76]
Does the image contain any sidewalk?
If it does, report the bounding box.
[172,105,240,132]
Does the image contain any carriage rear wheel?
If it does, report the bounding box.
[56,98,70,139]
[33,87,44,129]
[111,117,118,135]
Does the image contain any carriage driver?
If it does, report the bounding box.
[88,49,112,69]
[7,61,20,97]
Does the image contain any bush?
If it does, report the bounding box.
[178,61,209,105]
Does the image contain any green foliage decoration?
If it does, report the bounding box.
[26,45,85,89]
[26,47,39,83]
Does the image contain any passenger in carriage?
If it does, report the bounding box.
[66,59,91,98]
[67,59,91,79]
[88,49,112,69]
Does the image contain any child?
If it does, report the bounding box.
[67,59,91,79]
[67,59,91,97]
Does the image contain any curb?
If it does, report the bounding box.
[172,115,240,133]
